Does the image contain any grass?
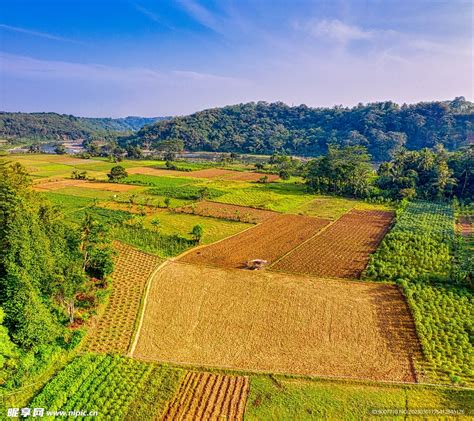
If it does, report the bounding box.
[122,174,193,187]
[246,375,472,420]
[295,195,393,220]
[111,225,195,258]
[211,182,315,213]
[42,192,95,213]
[143,210,251,244]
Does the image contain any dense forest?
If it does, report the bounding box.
[0,113,166,143]
[126,97,473,161]
[304,144,473,201]
[0,162,114,388]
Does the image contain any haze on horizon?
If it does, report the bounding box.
[0,0,472,118]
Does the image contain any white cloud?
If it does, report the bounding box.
[177,0,223,34]
[297,19,373,43]
[0,23,85,45]
[131,2,174,29]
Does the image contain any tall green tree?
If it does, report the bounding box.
[305,145,373,197]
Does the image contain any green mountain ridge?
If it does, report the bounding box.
[125,97,474,160]
[0,112,169,143]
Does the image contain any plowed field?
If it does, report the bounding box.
[272,210,394,278]
[84,241,162,353]
[133,262,420,382]
[175,201,276,223]
[162,372,249,421]
[127,166,279,181]
[179,214,330,268]
[34,179,139,192]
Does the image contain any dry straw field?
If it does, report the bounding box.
[179,214,330,268]
[272,210,394,278]
[133,262,420,382]
[162,372,249,421]
[84,242,162,353]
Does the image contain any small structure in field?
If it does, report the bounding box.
[247,259,268,270]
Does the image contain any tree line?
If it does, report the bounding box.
[126,97,473,161]
[0,162,114,388]
[304,144,473,201]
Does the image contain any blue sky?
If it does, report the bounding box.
[0,0,472,117]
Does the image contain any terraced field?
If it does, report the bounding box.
[272,210,394,278]
[84,241,162,353]
[133,262,420,382]
[180,214,330,269]
[163,372,249,421]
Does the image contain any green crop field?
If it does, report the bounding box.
[28,355,183,421]
[364,201,473,386]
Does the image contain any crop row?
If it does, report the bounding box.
[29,355,183,420]
[364,200,472,385]
[364,201,455,282]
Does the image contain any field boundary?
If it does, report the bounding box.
[131,355,474,391]
[268,214,340,269]
[128,259,171,356]
[176,220,265,260]
[129,224,263,356]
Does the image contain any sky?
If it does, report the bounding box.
[0,0,472,117]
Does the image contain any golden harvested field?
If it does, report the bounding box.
[133,262,420,382]
[175,201,276,223]
[162,372,249,421]
[84,241,162,353]
[34,179,140,192]
[179,214,330,268]
[127,166,279,181]
[272,210,394,278]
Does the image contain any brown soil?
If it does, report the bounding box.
[162,372,249,421]
[175,201,276,223]
[127,166,279,181]
[84,241,162,353]
[179,214,330,269]
[133,262,420,382]
[34,179,139,192]
[272,210,394,278]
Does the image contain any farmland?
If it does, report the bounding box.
[162,372,249,421]
[272,210,394,278]
[180,214,330,269]
[2,153,472,419]
[365,201,473,386]
[84,242,162,353]
[133,262,419,382]
[175,200,276,223]
[21,355,472,420]
[29,355,183,420]
[127,166,280,182]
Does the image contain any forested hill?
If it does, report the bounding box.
[127,97,474,161]
[0,112,168,143]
